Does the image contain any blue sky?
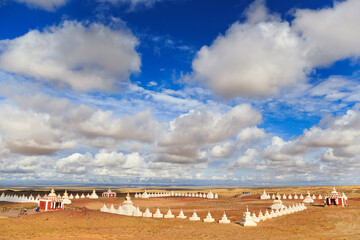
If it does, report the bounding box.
[0,0,359,186]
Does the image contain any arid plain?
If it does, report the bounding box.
[1,186,360,240]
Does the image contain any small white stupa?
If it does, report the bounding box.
[342,192,348,201]
[164,208,175,218]
[257,210,264,221]
[239,207,257,226]
[62,190,72,204]
[141,190,150,199]
[271,194,276,199]
[100,203,108,212]
[260,190,270,200]
[219,212,230,224]
[294,193,298,199]
[270,193,286,210]
[69,194,74,199]
[177,209,187,219]
[270,209,277,218]
[214,193,219,199]
[133,207,143,217]
[109,204,116,213]
[251,212,259,223]
[80,193,85,198]
[264,209,271,220]
[288,194,293,200]
[189,210,200,221]
[303,191,314,204]
[312,194,316,200]
[299,194,304,199]
[75,193,79,199]
[282,194,287,200]
[203,211,215,222]
[90,189,99,199]
[207,191,214,199]
[318,194,323,200]
[153,208,163,218]
[143,207,152,218]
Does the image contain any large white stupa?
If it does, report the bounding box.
[89,189,99,199]
[260,190,270,200]
[239,207,257,226]
[270,193,286,210]
[303,191,314,204]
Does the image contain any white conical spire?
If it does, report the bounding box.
[203,211,215,222]
[252,211,259,222]
[164,208,175,218]
[177,209,187,219]
[189,210,200,221]
[257,210,264,221]
[153,207,163,218]
[219,212,230,223]
[100,203,108,212]
[239,207,257,226]
[143,207,152,218]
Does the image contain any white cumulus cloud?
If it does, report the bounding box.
[0,21,141,92]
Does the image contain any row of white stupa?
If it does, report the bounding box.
[0,189,99,204]
[135,190,218,199]
[240,203,307,226]
[101,192,230,223]
[0,192,40,203]
[260,190,324,200]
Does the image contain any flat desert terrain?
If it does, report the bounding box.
[1,186,360,240]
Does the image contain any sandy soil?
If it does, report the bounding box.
[0,186,359,240]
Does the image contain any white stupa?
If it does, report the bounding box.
[239,207,257,226]
[49,188,57,198]
[271,194,276,199]
[282,194,287,200]
[342,192,348,201]
[203,211,215,222]
[251,212,260,223]
[312,194,316,200]
[189,210,200,221]
[294,193,298,199]
[109,204,116,213]
[80,193,85,198]
[143,207,152,218]
[299,194,304,199]
[69,194,74,199]
[90,189,99,199]
[75,194,79,199]
[303,191,314,204]
[164,208,175,218]
[257,210,264,221]
[100,203,108,212]
[62,190,72,204]
[219,212,230,223]
[270,194,286,210]
[133,207,143,217]
[176,209,187,219]
[214,193,219,199]
[264,209,271,220]
[142,190,150,198]
[270,209,276,218]
[260,190,270,200]
[207,191,214,199]
[288,194,293,199]
[153,208,163,218]
[120,192,137,216]
[318,194,323,200]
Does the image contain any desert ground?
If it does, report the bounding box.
[1,186,360,240]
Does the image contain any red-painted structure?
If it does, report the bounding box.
[324,188,346,207]
[102,189,116,198]
[38,188,64,211]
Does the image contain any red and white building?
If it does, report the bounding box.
[102,189,116,198]
[324,187,347,207]
[38,188,64,211]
